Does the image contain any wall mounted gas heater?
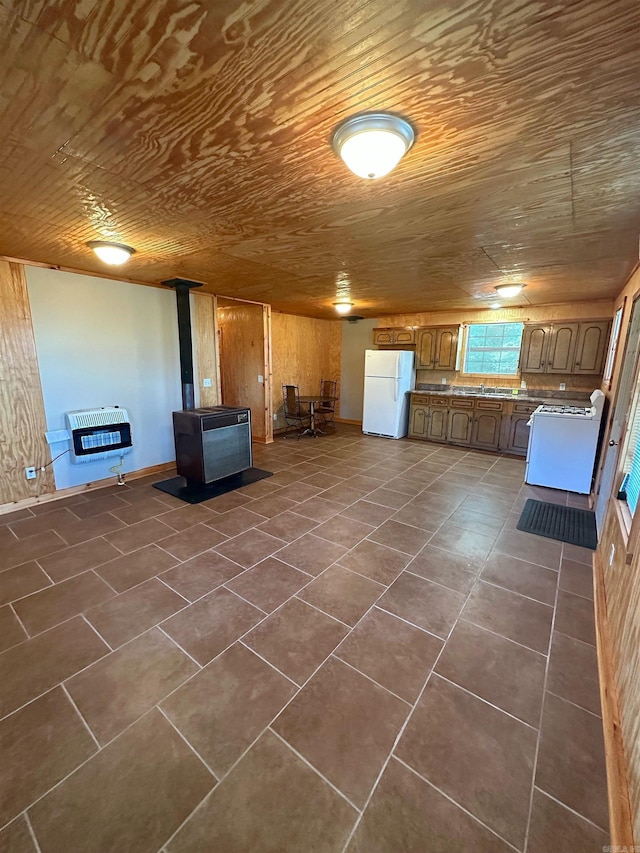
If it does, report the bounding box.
[64,407,133,464]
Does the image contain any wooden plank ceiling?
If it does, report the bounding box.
[0,0,639,318]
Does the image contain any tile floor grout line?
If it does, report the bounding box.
[220,585,270,617]
[156,705,220,781]
[433,672,539,731]
[476,577,557,609]
[329,653,412,707]
[521,547,562,853]
[33,559,57,587]
[339,539,497,853]
[392,755,523,852]
[544,688,602,719]
[154,574,192,604]
[455,615,549,656]
[552,627,596,648]
[24,811,43,853]
[79,613,115,652]
[237,640,300,688]
[531,784,609,834]
[373,603,446,642]
[60,682,102,751]
[8,601,30,641]
[155,625,204,670]
[268,727,362,814]
[291,593,354,629]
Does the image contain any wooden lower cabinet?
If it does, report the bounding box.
[472,412,502,450]
[408,395,535,454]
[408,404,429,439]
[426,407,448,441]
[448,410,473,444]
[504,413,531,453]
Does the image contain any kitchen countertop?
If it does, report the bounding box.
[409,388,590,405]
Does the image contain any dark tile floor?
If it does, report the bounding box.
[0,426,609,852]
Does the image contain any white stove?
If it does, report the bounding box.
[536,404,593,416]
[525,390,605,494]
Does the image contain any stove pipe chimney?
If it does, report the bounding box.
[162,278,204,410]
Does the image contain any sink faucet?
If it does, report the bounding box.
[480,383,485,394]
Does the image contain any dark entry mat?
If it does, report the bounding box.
[516,499,597,550]
[153,468,273,504]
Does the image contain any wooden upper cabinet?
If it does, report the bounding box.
[435,326,459,370]
[574,320,611,374]
[520,319,611,376]
[416,328,437,368]
[416,326,459,369]
[546,323,579,373]
[373,328,415,346]
[519,325,550,373]
[373,328,394,345]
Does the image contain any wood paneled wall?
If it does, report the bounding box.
[0,261,55,503]
[271,313,341,430]
[377,301,614,328]
[594,264,640,842]
[217,302,269,441]
[192,291,220,408]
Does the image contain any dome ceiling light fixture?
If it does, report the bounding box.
[87,241,136,265]
[333,300,354,315]
[331,113,415,180]
[495,283,526,298]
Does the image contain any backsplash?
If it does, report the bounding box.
[415,382,593,401]
[415,368,600,394]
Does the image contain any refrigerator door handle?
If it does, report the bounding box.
[395,353,400,379]
[394,377,399,402]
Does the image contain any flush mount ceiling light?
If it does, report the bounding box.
[87,241,136,265]
[495,283,526,298]
[334,301,354,314]
[489,302,502,310]
[332,113,415,179]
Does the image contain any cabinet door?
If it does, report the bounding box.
[435,326,459,370]
[448,410,472,444]
[395,329,416,344]
[373,329,394,345]
[574,321,610,374]
[546,323,579,373]
[426,407,448,441]
[506,414,531,454]
[408,405,429,439]
[416,328,437,368]
[472,413,502,449]
[520,325,550,373]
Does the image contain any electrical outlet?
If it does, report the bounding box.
[559,382,566,391]
[441,377,447,385]
[202,378,212,388]
[273,413,277,421]
[520,380,527,390]
[25,467,36,480]
[258,375,264,383]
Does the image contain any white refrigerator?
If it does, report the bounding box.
[362,349,415,439]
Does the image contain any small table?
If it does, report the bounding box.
[298,395,336,437]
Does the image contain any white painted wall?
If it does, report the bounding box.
[27,267,181,490]
[340,319,379,421]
